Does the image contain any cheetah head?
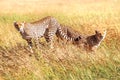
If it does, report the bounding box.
[14,21,25,33]
[90,30,107,51]
[95,30,106,42]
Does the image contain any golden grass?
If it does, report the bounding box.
[0,0,120,80]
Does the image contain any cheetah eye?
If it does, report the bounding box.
[99,33,102,37]
[74,36,81,41]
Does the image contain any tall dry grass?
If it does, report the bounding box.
[0,0,120,80]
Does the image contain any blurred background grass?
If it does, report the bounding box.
[0,0,120,80]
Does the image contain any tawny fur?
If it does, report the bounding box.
[14,16,68,48]
[14,16,106,51]
[56,24,106,51]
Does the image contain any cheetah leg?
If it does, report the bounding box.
[44,37,54,49]
[48,36,54,49]
[27,39,33,53]
[34,37,40,49]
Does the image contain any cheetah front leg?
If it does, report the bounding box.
[44,29,55,49]
[26,39,33,53]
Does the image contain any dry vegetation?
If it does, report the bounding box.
[0,0,120,80]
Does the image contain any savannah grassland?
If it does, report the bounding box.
[0,0,120,80]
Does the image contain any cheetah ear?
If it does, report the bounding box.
[21,21,26,26]
[95,30,99,34]
[22,21,26,24]
[102,30,107,39]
